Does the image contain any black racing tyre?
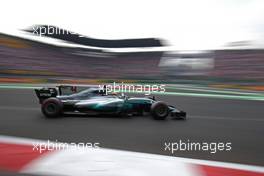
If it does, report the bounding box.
[41,98,63,118]
[150,101,169,120]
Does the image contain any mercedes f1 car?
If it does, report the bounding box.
[35,85,186,120]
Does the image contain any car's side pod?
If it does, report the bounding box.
[35,88,58,104]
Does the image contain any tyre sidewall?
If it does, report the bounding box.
[151,101,169,120]
[41,98,63,118]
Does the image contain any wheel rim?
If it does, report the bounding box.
[46,103,57,114]
[156,105,167,116]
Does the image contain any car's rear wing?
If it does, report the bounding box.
[35,88,58,104]
[35,85,78,104]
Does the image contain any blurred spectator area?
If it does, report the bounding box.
[213,50,264,80]
[0,33,264,82]
[159,50,264,81]
[0,33,163,79]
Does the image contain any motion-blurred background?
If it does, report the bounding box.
[0,30,264,91]
[1,0,264,91]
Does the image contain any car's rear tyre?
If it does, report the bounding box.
[150,101,169,120]
[41,98,63,118]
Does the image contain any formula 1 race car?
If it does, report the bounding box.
[35,85,186,120]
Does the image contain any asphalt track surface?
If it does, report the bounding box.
[0,88,264,166]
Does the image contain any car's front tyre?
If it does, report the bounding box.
[150,101,169,120]
[41,98,63,118]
